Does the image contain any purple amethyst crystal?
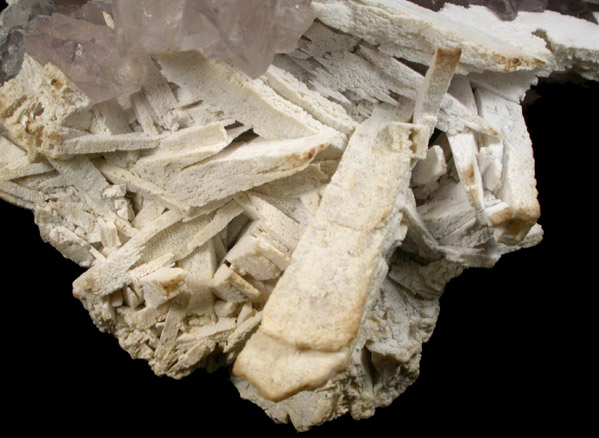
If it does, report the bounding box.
[23,13,145,102]
[112,0,314,78]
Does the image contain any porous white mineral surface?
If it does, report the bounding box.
[1,0,598,431]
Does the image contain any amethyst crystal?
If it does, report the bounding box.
[112,0,187,55]
[23,13,145,102]
[112,0,314,78]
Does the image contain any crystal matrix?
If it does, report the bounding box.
[1,0,598,432]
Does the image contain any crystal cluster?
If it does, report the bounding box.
[1,0,313,101]
[1,0,598,431]
[113,0,314,79]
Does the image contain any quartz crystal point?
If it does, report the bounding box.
[1,0,599,431]
[113,0,314,78]
[22,13,145,103]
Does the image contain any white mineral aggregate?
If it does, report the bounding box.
[357,44,498,136]
[1,0,596,431]
[55,132,161,157]
[220,221,286,281]
[178,240,217,313]
[0,152,52,180]
[132,123,230,171]
[438,4,599,80]
[48,156,113,216]
[264,65,356,136]
[94,159,194,215]
[233,192,305,254]
[132,133,330,209]
[156,51,339,142]
[232,274,442,431]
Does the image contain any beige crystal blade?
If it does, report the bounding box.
[234,106,420,401]
[132,133,331,209]
[475,88,541,244]
[156,51,337,142]
[414,47,462,142]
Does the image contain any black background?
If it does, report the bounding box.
[1,0,595,433]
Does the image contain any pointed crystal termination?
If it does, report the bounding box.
[23,13,145,103]
[112,0,314,78]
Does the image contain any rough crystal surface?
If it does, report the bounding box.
[23,13,145,102]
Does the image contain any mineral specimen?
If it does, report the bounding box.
[1,0,598,431]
